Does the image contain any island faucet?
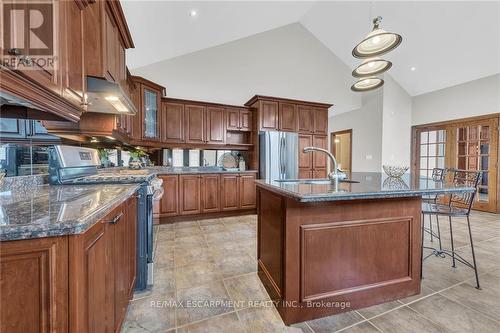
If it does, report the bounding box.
[303,147,347,182]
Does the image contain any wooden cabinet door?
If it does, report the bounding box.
[239,174,257,209]
[142,86,161,140]
[1,237,68,333]
[226,108,240,131]
[104,7,118,82]
[240,109,252,131]
[314,108,328,134]
[162,102,184,143]
[298,105,314,134]
[201,174,220,213]
[313,169,327,179]
[299,135,313,165]
[312,135,328,169]
[260,101,279,131]
[206,107,225,144]
[159,175,179,217]
[279,102,297,132]
[299,169,313,179]
[221,174,239,211]
[185,105,206,144]
[69,214,115,332]
[179,175,201,215]
[111,207,128,329]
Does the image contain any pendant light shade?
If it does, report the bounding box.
[352,57,392,77]
[352,16,402,59]
[350,77,384,92]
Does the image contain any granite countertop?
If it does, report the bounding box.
[0,183,140,241]
[255,172,475,202]
[144,166,258,174]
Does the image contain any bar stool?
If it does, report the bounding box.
[421,169,482,289]
[422,168,448,249]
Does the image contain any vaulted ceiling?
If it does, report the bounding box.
[122,1,500,96]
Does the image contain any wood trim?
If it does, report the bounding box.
[330,129,352,172]
[159,209,256,223]
[164,97,253,110]
[0,68,82,122]
[413,113,500,129]
[244,95,333,108]
[131,76,166,95]
[105,0,134,48]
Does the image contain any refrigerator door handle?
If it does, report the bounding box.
[280,135,286,178]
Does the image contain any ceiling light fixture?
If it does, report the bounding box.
[189,10,197,17]
[350,77,384,92]
[352,16,402,58]
[352,57,392,77]
[411,67,416,71]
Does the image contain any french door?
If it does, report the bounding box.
[414,117,499,212]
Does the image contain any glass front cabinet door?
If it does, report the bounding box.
[142,87,160,140]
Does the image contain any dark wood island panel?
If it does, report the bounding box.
[257,187,422,325]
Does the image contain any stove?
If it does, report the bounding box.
[48,145,162,290]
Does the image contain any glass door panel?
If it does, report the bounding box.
[143,88,158,139]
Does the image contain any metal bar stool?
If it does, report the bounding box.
[422,168,448,250]
[421,169,482,289]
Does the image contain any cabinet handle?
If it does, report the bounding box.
[109,212,124,224]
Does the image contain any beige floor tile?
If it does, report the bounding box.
[176,281,234,326]
[175,245,213,267]
[157,230,175,241]
[152,267,175,295]
[305,310,364,332]
[370,306,445,333]
[236,306,291,333]
[205,230,238,243]
[175,221,200,229]
[198,218,223,226]
[200,223,228,234]
[177,312,244,333]
[224,273,270,309]
[175,261,222,289]
[398,285,437,304]
[338,321,381,333]
[174,234,206,249]
[356,301,401,319]
[155,247,174,269]
[121,292,176,333]
[175,226,202,239]
[214,253,257,278]
[409,294,500,333]
[441,273,500,320]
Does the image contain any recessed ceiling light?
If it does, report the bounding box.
[189,10,197,17]
[410,67,416,71]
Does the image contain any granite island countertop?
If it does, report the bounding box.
[255,172,475,203]
[0,183,140,241]
[143,166,258,175]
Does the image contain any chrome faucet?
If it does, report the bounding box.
[303,147,347,183]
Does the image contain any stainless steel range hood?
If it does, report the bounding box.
[85,76,137,115]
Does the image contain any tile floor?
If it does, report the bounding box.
[122,212,500,333]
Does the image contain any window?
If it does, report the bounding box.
[419,130,446,183]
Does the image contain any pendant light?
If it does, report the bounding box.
[352,57,392,77]
[350,77,384,92]
[352,16,402,58]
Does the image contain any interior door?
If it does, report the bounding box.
[453,118,498,212]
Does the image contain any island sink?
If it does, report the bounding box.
[255,172,474,325]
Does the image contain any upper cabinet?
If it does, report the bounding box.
[245,95,331,135]
[130,76,166,142]
[206,107,225,144]
[162,102,185,143]
[226,108,252,132]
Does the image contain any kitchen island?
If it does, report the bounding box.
[255,172,475,325]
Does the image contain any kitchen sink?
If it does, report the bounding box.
[274,179,360,185]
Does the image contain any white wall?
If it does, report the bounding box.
[329,90,384,172]
[382,75,412,167]
[412,74,500,125]
[132,23,361,116]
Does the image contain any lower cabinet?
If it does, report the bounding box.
[159,173,257,218]
[298,134,328,178]
[0,194,137,333]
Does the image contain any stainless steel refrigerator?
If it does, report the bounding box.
[259,131,298,181]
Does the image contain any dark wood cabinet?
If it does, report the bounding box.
[298,105,314,134]
[162,102,184,143]
[221,174,240,211]
[226,108,241,131]
[313,135,328,170]
[239,174,257,209]
[179,175,201,215]
[314,107,328,135]
[159,175,179,216]
[0,236,68,333]
[299,135,313,178]
[201,174,220,213]
[185,105,206,144]
[260,101,279,131]
[206,107,225,144]
[279,102,298,132]
[142,86,161,140]
[299,134,328,178]
[226,108,252,132]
